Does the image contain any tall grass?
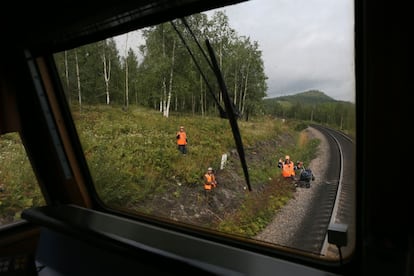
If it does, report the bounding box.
[0,104,319,237]
[72,105,319,238]
[0,133,45,225]
[74,105,293,205]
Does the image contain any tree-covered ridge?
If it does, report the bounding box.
[267,90,337,105]
[53,11,267,120]
[263,90,355,135]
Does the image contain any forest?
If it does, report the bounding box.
[53,10,355,134]
[54,11,268,121]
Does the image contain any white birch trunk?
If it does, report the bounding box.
[164,40,175,118]
[102,42,111,105]
[124,34,129,109]
[159,97,163,112]
[241,59,251,115]
[160,26,166,114]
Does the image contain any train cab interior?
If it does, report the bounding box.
[0,0,411,275]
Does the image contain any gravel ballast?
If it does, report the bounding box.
[255,127,330,249]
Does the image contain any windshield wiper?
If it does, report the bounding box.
[171,18,251,191]
[170,20,227,118]
[205,39,251,191]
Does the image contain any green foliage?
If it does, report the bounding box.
[53,11,268,119]
[273,90,336,104]
[0,133,45,224]
[263,90,356,134]
[77,105,272,193]
[1,102,320,239]
[71,105,318,238]
[294,122,310,132]
[214,124,318,238]
[73,105,236,205]
[217,179,294,237]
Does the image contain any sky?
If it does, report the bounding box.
[115,0,355,102]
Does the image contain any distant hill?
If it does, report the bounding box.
[264,90,337,106]
[261,89,356,136]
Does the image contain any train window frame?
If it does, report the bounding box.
[14,0,357,274]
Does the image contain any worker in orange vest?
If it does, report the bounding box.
[176,126,188,154]
[278,155,297,179]
[204,167,217,192]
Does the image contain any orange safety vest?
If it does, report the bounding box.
[282,161,295,178]
[176,131,187,145]
[204,173,216,190]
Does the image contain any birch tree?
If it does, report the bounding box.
[102,40,111,105]
[163,39,176,117]
[124,33,129,110]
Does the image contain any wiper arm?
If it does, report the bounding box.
[205,39,252,191]
[180,17,214,72]
[170,20,227,118]
[171,19,250,190]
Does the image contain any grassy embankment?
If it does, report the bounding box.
[74,105,319,237]
[1,104,319,237]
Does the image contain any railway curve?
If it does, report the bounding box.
[255,124,355,261]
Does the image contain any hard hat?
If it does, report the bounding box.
[285,155,290,160]
[208,167,213,171]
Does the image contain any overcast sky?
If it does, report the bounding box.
[116,0,355,102]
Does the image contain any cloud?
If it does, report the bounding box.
[209,0,355,102]
[115,0,355,103]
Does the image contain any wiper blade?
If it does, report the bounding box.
[205,39,252,191]
[171,18,250,191]
[180,17,214,72]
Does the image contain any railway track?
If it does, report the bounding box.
[289,124,355,258]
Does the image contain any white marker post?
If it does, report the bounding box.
[220,153,228,170]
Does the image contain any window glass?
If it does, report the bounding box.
[53,0,355,260]
[0,133,45,227]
